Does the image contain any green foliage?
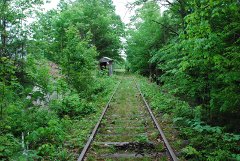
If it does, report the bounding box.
[25,54,51,94]
[0,72,118,160]
[137,76,240,160]
[182,146,200,159]
[127,0,240,131]
[50,93,95,117]
[127,1,163,75]
[0,0,122,160]
[61,25,97,93]
[0,0,43,58]
[135,134,149,143]
[0,57,18,118]
[0,134,21,159]
[33,0,124,61]
[0,57,16,83]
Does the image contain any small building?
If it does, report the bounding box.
[99,57,113,76]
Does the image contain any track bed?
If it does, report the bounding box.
[79,76,177,161]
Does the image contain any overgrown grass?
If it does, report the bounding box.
[0,55,118,160]
[135,75,240,160]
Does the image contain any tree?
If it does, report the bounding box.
[126,0,240,130]
[0,0,43,58]
[127,1,163,76]
[33,0,124,62]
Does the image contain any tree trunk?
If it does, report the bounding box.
[1,0,7,57]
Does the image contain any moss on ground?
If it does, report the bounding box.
[86,75,168,160]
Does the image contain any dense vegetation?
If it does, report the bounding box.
[127,0,240,160]
[1,0,239,160]
[127,0,240,130]
[138,75,240,160]
[0,0,122,160]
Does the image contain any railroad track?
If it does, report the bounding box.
[78,77,178,161]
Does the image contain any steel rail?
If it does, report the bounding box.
[77,81,121,161]
[134,80,178,161]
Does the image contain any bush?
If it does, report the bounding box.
[50,93,95,117]
[27,118,65,151]
[137,75,240,160]
[0,134,21,160]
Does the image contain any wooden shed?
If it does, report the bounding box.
[99,57,113,76]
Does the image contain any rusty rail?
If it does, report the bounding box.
[77,81,121,161]
[78,78,178,161]
[134,79,178,161]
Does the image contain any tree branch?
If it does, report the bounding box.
[151,20,179,36]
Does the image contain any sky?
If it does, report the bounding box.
[112,0,136,24]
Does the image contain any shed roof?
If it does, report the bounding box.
[99,57,113,63]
